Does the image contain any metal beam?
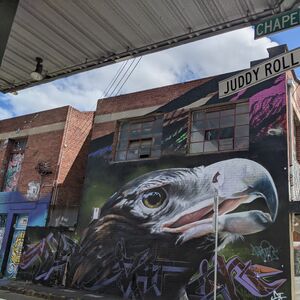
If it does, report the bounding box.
[0,0,19,66]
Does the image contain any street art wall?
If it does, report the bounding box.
[18,74,291,299]
[18,228,77,284]
[2,153,24,192]
[0,191,51,278]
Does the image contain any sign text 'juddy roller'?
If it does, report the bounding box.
[219,48,300,98]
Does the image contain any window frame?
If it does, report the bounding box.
[10,138,27,154]
[112,114,163,163]
[187,100,249,155]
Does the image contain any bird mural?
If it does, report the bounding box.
[67,158,278,299]
[19,158,279,299]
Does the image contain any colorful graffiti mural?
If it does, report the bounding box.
[187,255,285,299]
[19,157,289,298]
[19,229,77,285]
[5,215,28,278]
[3,153,24,192]
[0,192,51,274]
[17,74,291,298]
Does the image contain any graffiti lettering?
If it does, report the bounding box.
[187,255,286,299]
[251,240,279,262]
[20,232,77,285]
[6,231,25,278]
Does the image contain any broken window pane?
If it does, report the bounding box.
[204,141,218,152]
[115,116,163,161]
[190,142,204,153]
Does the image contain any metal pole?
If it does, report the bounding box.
[213,191,219,300]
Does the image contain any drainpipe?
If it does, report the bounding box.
[287,79,295,199]
[213,190,219,300]
[287,78,296,300]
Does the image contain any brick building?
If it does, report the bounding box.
[3,45,300,299]
[0,106,93,278]
[74,45,300,299]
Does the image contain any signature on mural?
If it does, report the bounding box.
[250,240,279,263]
[271,290,287,300]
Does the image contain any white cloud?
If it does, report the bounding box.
[0,27,277,119]
[0,106,13,120]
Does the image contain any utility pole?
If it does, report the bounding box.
[213,189,219,300]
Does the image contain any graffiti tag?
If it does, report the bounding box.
[187,255,286,300]
[271,290,287,300]
[251,240,279,262]
[19,236,287,299]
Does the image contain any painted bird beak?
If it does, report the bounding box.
[161,159,278,244]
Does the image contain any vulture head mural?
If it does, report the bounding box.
[67,158,278,299]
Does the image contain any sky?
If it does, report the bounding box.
[0,25,299,120]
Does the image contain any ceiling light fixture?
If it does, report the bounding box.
[30,57,44,81]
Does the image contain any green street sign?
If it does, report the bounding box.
[254,8,300,39]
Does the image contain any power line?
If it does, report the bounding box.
[62,56,143,150]
[103,60,129,98]
[108,58,137,97]
[115,57,142,96]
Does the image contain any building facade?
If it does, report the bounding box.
[0,106,93,278]
[74,71,292,299]
[4,45,300,299]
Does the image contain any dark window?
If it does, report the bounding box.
[115,117,163,161]
[189,102,249,154]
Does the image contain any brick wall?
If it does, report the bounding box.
[288,71,300,163]
[295,122,300,163]
[0,140,12,188]
[0,108,70,198]
[0,106,94,204]
[92,121,116,141]
[0,106,69,133]
[54,108,94,207]
[17,130,65,198]
[92,77,211,141]
[0,105,94,227]
[95,77,211,115]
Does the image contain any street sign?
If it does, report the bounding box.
[219,47,300,98]
[255,8,300,39]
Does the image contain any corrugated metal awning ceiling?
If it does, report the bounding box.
[0,0,298,93]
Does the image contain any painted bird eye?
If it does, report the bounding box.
[142,188,167,209]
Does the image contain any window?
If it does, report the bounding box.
[2,138,27,192]
[189,102,249,154]
[115,116,163,161]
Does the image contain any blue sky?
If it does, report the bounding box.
[0,25,299,120]
[271,26,300,77]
